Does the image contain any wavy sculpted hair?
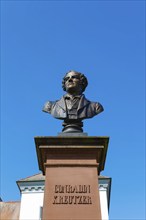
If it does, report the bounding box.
[62,70,88,93]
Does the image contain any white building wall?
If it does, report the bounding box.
[99,185,109,220]
[18,181,44,220]
[19,191,44,220]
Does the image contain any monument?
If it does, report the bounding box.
[35,70,109,220]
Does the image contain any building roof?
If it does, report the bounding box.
[17,173,45,182]
[0,201,20,220]
[17,173,111,182]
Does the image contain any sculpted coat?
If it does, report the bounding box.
[43,94,104,120]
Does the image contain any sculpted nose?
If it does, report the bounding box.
[68,77,73,82]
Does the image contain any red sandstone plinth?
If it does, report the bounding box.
[35,136,109,220]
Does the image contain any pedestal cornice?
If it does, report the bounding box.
[35,136,109,175]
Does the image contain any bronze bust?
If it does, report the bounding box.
[43,70,104,133]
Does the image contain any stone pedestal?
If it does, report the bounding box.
[35,136,109,220]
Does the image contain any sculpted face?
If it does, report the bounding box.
[64,71,82,95]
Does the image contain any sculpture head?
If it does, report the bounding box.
[62,70,88,95]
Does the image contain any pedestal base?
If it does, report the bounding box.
[35,136,109,220]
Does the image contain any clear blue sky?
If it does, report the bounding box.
[1,1,145,219]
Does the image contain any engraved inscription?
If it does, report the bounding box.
[53,185,92,205]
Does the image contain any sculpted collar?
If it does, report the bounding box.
[64,94,82,100]
[55,94,90,112]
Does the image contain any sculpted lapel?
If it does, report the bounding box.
[77,95,90,111]
[56,96,66,111]
[51,97,66,119]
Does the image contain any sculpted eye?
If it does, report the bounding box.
[65,77,69,81]
[72,76,80,79]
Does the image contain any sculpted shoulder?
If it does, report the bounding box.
[42,101,56,113]
[94,102,104,115]
[82,100,104,119]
